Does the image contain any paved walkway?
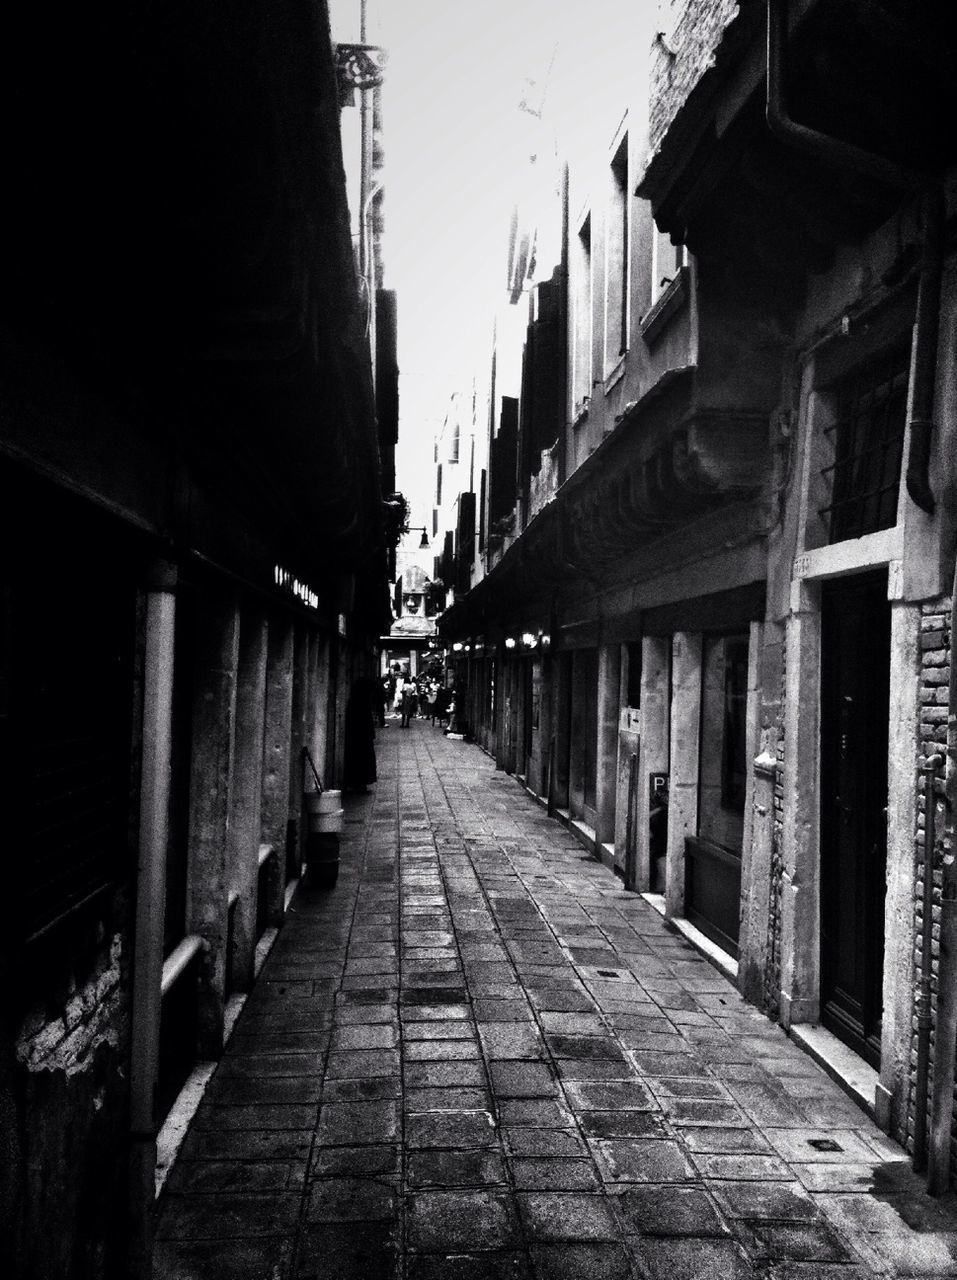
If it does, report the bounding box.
[154,719,957,1279]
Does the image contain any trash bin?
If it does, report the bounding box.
[304,790,342,887]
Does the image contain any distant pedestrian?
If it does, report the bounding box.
[400,683,414,728]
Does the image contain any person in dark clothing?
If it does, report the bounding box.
[343,676,377,791]
[373,676,387,727]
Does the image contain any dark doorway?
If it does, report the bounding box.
[820,571,890,1067]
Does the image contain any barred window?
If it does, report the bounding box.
[820,348,909,543]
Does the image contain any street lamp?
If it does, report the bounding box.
[406,526,430,550]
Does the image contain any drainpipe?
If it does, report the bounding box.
[927,565,957,1194]
[129,561,177,1278]
[905,188,944,516]
[766,0,940,514]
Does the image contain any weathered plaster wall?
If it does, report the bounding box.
[4,895,132,1278]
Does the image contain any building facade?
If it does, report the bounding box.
[441,0,957,1187]
[0,2,393,1275]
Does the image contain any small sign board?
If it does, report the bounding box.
[650,772,669,797]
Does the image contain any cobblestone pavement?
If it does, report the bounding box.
[154,719,957,1279]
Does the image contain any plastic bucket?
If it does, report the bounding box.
[304,789,342,816]
[308,807,343,834]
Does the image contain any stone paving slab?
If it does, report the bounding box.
[154,720,957,1278]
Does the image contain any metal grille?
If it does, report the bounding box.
[820,349,909,543]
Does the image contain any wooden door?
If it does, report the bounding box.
[820,571,890,1067]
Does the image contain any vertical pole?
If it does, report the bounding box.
[226,611,268,994]
[129,562,177,1279]
[596,642,621,853]
[666,632,702,920]
[186,590,240,1059]
[261,618,294,923]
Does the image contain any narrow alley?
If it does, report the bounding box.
[154,722,957,1280]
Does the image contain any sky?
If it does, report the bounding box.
[331,0,658,524]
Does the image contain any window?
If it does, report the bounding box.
[571,213,592,418]
[697,633,748,853]
[625,641,642,708]
[449,419,460,465]
[605,136,629,371]
[820,346,908,543]
[436,462,443,507]
[651,219,686,302]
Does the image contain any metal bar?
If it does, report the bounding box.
[160,934,205,1001]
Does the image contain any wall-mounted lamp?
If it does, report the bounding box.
[504,637,517,650]
[405,526,430,550]
[452,641,464,652]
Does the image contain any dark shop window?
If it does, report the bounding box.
[625,641,642,708]
[698,633,749,853]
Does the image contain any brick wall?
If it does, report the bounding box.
[764,633,786,1019]
[648,0,740,159]
[907,597,952,1157]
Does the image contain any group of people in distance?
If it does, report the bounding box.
[383,667,455,730]
[342,665,464,795]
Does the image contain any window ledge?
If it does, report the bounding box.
[603,354,627,394]
[640,264,690,346]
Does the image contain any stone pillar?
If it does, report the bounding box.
[309,631,331,780]
[261,617,294,926]
[636,636,671,893]
[286,623,311,881]
[226,610,267,994]
[185,589,240,1060]
[129,560,177,1279]
[879,597,921,1129]
[666,631,701,920]
[738,622,770,1003]
[596,643,621,858]
[779,579,821,1028]
[552,653,572,810]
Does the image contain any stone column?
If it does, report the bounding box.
[637,636,671,893]
[129,560,177,1278]
[261,617,294,926]
[666,631,702,920]
[595,642,621,859]
[226,610,267,994]
[879,596,921,1130]
[738,621,770,1004]
[286,623,311,881]
[185,588,240,1059]
[779,579,821,1028]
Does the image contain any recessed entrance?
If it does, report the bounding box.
[819,570,890,1068]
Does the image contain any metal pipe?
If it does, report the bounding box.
[160,934,205,1000]
[914,750,943,1171]
[765,0,919,191]
[129,561,177,1279]
[905,188,944,515]
[766,0,941,515]
[927,567,957,1194]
